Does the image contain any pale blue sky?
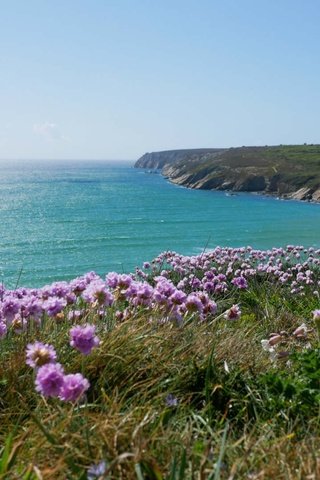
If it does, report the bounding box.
[0,0,319,160]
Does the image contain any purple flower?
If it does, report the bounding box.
[59,373,90,402]
[203,281,215,293]
[165,393,179,407]
[48,281,71,298]
[105,272,119,289]
[131,283,154,306]
[203,299,217,316]
[169,290,186,306]
[21,296,43,320]
[82,281,114,306]
[185,294,203,313]
[43,297,67,317]
[70,276,92,295]
[87,460,107,480]
[1,297,20,324]
[35,363,65,397]
[67,309,84,321]
[106,272,132,290]
[26,341,57,368]
[231,276,248,289]
[70,324,100,355]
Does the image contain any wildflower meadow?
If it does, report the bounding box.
[1,245,320,478]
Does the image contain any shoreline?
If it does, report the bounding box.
[136,145,320,204]
[161,173,320,205]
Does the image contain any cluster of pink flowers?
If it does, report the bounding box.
[26,323,100,402]
[0,244,317,407]
[0,245,317,339]
[34,362,90,402]
[145,245,320,298]
[260,309,320,361]
[70,324,100,355]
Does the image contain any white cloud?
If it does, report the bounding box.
[33,122,64,141]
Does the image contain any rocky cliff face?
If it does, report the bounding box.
[135,145,320,202]
[164,166,320,201]
[162,163,269,192]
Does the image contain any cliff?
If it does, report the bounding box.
[135,145,320,202]
[135,148,225,169]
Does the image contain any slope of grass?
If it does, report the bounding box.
[1,246,320,479]
[139,144,320,194]
[213,145,320,188]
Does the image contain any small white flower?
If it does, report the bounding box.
[261,339,277,362]
[261,339,275,353]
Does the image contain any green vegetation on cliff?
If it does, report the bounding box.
[135,144,320,201]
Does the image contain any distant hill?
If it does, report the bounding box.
[135,145,320,202]
[135,148,225,169]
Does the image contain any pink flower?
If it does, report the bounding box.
[70,324,100,355]
[82,281,114,306]
[59,373,90,402]
[231,276,248,289]
[185,294,203,313]
[35,363,65,397]
[26,341,57,368]
[224,304,241,320]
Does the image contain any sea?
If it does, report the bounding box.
[1,160,320,289]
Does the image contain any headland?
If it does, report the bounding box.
[135,144,320,202]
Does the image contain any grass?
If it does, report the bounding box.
[151,144,320,195]
[1,250,320,479]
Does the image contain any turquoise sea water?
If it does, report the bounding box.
[1,160,320,288]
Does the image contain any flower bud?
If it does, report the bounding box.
[292,323,308,338]
[312,309,320,333]
[268,334,282,346]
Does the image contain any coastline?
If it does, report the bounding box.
[161,172,320,205]
[135,145,320,204]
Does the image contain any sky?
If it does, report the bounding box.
[0,0,319,160]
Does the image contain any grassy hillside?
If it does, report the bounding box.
[194,144,320,188]
[136,145,320,199]
[1,246,320,478]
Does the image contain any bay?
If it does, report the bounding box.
[0,160,319,288]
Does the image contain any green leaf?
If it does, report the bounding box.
[0,432,13,473]
[178,449,187,480]
[135,463,145,480]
